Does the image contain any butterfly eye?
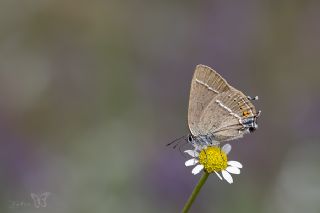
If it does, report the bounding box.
[249,127,256,132]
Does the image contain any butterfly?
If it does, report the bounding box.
[186,64,260,148]
[30,192,51,208]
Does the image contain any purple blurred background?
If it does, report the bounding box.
[1,0,320,212]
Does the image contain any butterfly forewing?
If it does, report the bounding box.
[188,65,231,136]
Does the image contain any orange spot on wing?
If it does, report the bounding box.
[242,111,250,117]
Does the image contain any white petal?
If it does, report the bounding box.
[222,144,232,155]
[191,165,204,175]
[227,161,243,168]
[226,166,240,174]
[222,170,233,184]
[185,159,198,167]
[184,150,199,157]
[214,171,222,180]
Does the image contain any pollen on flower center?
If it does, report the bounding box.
[198,146,228,173]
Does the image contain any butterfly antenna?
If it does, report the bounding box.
[166,135,186,147]
[173,138,186,149]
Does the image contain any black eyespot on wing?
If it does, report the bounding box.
[249,127,256,133]
[188,135,193,142]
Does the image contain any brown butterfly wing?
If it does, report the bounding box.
[188,64,258,141]
[199,90,257,142]
[188,65,231,136]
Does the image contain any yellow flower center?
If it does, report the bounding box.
[198,146,228,173]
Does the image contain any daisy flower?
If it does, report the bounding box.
[184,144,243,184]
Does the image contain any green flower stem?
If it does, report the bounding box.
[182,171,210,213]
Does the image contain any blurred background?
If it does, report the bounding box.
[0,0,319,212]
